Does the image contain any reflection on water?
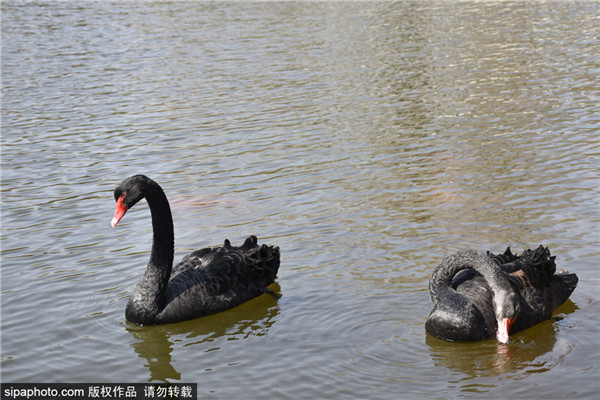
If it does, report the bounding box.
[426,299,578,386]
[129,327,180,382]
[127,289,280,382]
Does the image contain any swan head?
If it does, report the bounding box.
[493,290,520,344]
[111,175,150,227]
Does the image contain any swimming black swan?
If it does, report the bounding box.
[425,246,577,343]
[111,174,280,326]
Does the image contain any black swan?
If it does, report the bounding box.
[110,174,280,326]
[425,246,577,343]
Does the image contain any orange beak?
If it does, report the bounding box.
[111,195,128,227]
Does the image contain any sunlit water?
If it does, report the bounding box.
[2,1,599,398]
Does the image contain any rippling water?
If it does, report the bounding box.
[2,1,599,398]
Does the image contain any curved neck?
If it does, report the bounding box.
[429,250,512,309]
[146,180,174,274]
[132,180,174,307]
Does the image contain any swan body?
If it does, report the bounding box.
[111,175,280,326]
[426,246,577,343]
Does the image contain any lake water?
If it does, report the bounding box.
[1,1,599,398]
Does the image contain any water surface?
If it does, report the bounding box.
[2,1,599,399]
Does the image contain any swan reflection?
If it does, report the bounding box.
[127,285,280,382]
[425,299,578,379]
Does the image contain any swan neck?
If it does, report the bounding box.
[430,250,511,304]
[146,181,174,277]
[124,176,176,324]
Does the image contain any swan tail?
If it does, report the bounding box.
[504,246,577,309]
[556,270,578,290]
[548,268,578,310]
[240,236,281,287]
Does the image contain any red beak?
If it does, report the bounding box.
[111,195,128,227]
[496,316,517,344]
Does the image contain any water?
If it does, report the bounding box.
[1,1,599,398]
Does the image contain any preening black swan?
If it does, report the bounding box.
[425,246,577,343]
[111,174,280,326]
